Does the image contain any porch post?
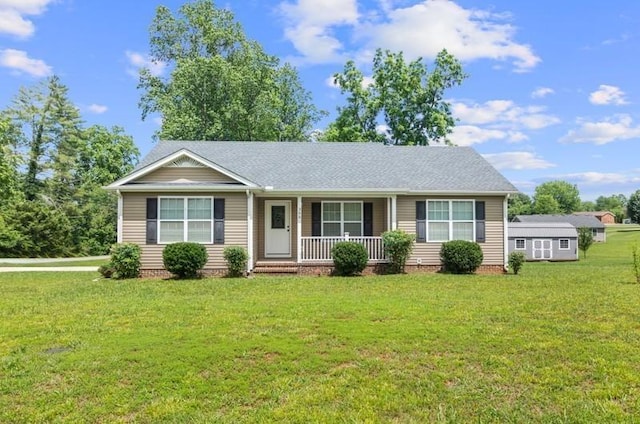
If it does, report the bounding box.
[247,190,254,272]
[117,190,123,243]
[391,195,397,230]
[387,197,391,230]
[503,195,509,271]
[297,196,302,264]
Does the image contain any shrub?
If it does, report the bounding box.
[382,229,415,274]
[332,241,368,276]
[163,242,208,279]
[98,262,115,278]
[110,243,141,279]
[440,240,483,274]
[508,251,526,275]
[633,244,640,284]
[224,246,248,277]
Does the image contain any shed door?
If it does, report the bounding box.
[533,239,552,260]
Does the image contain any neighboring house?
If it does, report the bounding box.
[513,214,606,242]
[573,211,616,224]
[106,141,518,276]
[508,222,578,261]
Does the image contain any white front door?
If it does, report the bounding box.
[533,239,552,260]
[265,200,291,258]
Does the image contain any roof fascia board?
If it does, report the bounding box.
[106,149,258,189]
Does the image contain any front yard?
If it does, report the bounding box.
[1,227,639,422]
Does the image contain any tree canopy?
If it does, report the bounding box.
[533,180,581,214]
[628,190,640,224]
[138,0,324,141]
[323,49,467,145]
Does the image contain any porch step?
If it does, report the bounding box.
[252,261,299,274]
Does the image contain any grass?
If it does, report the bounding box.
[1,226,640,422]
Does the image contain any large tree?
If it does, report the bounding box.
[628,190,640,224]
[324,48,466,145]
[508,192,532,220]
[138,0,323,141]
[533,180,581,214]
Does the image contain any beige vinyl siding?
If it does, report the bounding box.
[122,192,247,269]
[300,198,387,237]
[139,167,238,183]
[397,195,505,266]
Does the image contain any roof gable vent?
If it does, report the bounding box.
[166,156,206,168]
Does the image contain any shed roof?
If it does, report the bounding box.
[508,222,578,238]
[513,214,605,229]
[122,141,517,193]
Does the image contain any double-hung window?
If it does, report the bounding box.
[559,239,569,250]
[322,201,362,236]
[427,200,474,242]
[515,239,526,250]
[158,197,213,243]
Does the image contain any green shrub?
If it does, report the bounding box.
[110,243,141,279]
[332,241,368,276]
[440,240,483,274]
[508,251,526,275]
[223,246,248,277]
[98,262,115,278]
[382,229,415,274]
[163,242,208,279]
[632,244,640,284]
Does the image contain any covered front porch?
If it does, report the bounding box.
[248,195,397,272]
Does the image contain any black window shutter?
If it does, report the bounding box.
[311,203,321,237]
[475,201,486,243]
[416,201,426,243]
[214,198,225,244]
[146,198,157,244]
[363,202,373,236]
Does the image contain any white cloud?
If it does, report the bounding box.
[279,0,359,63]
[0,0,53,37]
[125,50,166,77]
[88,104,108,114]
[452,99,560,129]
[560,114,640,145]
[556,171,640,185]
[363,1,540,72]
[449,125,507,146]
[0,48,51,76]
[531,87,554,98]
[482,151,555,170]
[589,84,628,105]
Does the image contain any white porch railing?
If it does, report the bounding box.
[300,235,386,263]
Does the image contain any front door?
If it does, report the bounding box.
[532,239,552,260]
[265,200,291,258]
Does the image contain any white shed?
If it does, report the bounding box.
[508,222,578,261]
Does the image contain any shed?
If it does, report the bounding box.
[508,222,578,261]
[513,214,606,242]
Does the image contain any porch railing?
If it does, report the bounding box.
[300,235,386,263]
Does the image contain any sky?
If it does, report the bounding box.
[1,0,639,201]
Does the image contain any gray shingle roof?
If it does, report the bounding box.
[514,214,605,229]
[131,141,517,193]
[508,222,578,238]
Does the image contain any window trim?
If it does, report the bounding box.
[426,199,476,242]
[559,239,570,250]
[515,239,526,250]
[158,196,214,244]
[321,201,363,237]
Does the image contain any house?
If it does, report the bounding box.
[106,141,518,276]
[513,214,606,242]
[572,211,616,224]
[508,222,578,261]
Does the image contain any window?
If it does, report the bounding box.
[515,239,526,250]
[559,239,569,250]
[158,197,213,243]
[322,201,362,236]
[592,228,598,237]
[427,200,474,242]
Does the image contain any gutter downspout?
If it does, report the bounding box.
[117,189,123,243]
[503,194,509,272]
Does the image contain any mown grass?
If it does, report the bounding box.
[1,226,639,422]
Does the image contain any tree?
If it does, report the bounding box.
[0,115,21,206]
[508,192,532,220]
[580,201,596,212]
[138,0,323,141]
[533,181,581,214]
[595,194,627,223]
[6,76,83,201]
[628,190,640,223]
[577,227,594,259]
[326,48,467,144]
[532,193,561,214]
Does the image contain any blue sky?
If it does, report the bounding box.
[1,0,639,200]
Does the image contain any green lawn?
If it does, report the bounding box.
[0,258,108,267]
[1,227,640,422]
